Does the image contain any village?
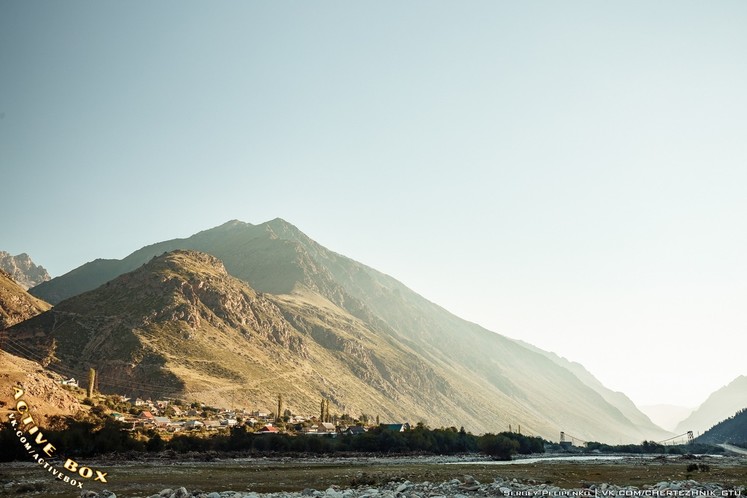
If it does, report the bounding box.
[59,376,410,438]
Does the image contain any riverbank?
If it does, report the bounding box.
[1,454,744,498]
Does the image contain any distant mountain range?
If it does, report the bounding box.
[0,251,50,290]
[8,219,673,441]
[676,376,747,435]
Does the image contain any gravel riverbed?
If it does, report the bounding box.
[81,475,745,498]
[3,454,745,498]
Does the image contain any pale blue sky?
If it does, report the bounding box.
[2,1,746,408]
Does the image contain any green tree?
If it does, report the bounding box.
[478,433,520,460]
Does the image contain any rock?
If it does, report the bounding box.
[324,487,343,498]
[206,493,221,498]
[101,491,117,498]
[159,490,173,498]
[463,475,479,485]
[171,488,190,498]
[80,491,99,498]
[395,482,410,493]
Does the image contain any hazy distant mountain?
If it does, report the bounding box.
[0,269,51,329]
[515,340,672,441]
[639,404,694,432]
[0,251,50,290]
[22,219,669,441]
[676,376,747,435]
[696,408,747,445]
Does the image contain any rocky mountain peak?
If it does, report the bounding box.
[0,251,50,290]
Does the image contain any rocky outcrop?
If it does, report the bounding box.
[0,251,50,290]
[0,270,51,329]
[0,349,82,424]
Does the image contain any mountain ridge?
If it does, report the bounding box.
[10,250,503,427]
[23,219,669,441]
[696,407,747,445]
[676,376,747,435]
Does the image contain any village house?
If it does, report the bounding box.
[343,426,367,436]
[153,416,171,428]
[319,422,336,433]
[184,420,204,430]
[380,423,410,432]
[167,421,184,433]
[204,420,222,431]
[139,411,155,422]
[60,377,78,387]
[110,412,126,422]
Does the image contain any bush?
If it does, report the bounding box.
[478,433,520,460]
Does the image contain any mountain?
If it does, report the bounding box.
[514,340,672,441]
[639,404,694,432]
[23,219,668,441]
[8,250,472,425]
[0,269,51,329]
[0,349,82,423]
[0,251,50,290]
[676,376,747,435]
[696,408,747,445]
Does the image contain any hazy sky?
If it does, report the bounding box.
[2,1,746,409]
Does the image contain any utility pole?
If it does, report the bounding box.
[277,394,283,422]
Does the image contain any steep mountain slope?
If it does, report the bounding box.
[514,340,672,441]
[27,220,666,441]
[676,376,747,435]
[696,408,747,445]
[0,349,82,423]
[0,251,50,290]
[8,250,493,427]
[0,270,51,329]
